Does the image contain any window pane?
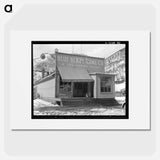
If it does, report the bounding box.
[100,77,112,93]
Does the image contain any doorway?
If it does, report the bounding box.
[73,82,94,97]
[73,82,88,97]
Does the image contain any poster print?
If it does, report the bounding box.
[9,31,150,130]
[32,41,129,119]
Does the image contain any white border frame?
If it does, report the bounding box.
[9,30,150,130]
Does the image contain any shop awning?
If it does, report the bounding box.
[57,66,93,82]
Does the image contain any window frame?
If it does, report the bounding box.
[100,76,112,93]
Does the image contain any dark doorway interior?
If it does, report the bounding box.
[73,82,88,97]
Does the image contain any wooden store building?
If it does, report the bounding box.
[34,51,117,106]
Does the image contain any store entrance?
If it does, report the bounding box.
[73,82,88,97]
[73,82,93,97]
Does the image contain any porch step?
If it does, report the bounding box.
[92,98,120,106]
[61,98,91,107]
[61,98,120,107]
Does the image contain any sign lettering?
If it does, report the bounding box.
[56,53,105,73]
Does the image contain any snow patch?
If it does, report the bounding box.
[34,99,59,108]
[115,82,125,92]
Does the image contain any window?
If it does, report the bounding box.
[59,76,71,92]
[100,77,112,93]
[60,82,71,92]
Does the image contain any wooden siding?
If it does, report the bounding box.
[37,78,55,99]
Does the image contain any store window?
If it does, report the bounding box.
[59,76,71,94]
[100,77,112,93]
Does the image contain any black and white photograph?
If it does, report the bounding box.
[32,41,128,119]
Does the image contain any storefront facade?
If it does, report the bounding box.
[35,52,116,101]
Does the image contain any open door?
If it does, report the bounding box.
[73,82,94,98]
[73,82,88,97]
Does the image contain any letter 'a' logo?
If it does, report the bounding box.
[4,4,12,13]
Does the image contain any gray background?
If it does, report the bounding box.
[4,4,155,156]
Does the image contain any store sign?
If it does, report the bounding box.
[56,53,105,72]
[57,53,104,66]
[106,48,125,65]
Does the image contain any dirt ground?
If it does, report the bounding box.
[34,105,125,116]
